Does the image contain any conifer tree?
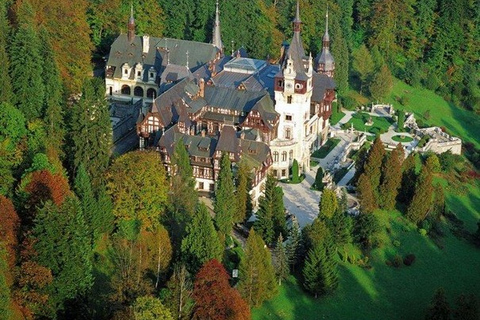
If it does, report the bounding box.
[238,229,277,307]
[303,236,339,298]
[453,294,479,320]
[399,152,417,205]
[214,153,235,239]
[379,143,404,210]
[254,174,285,245]
[234,160,252,223]
[357,173,377,214]
[0,1,12,104]
[352,44,374,94]
[363,137,385,202]
[164,264,193,320]
[314,166,324,191]
[181,203,223,273]
[319,188,338,220]
[10,1,45,121]
[354,212,380,248]
[397,110,405,131]
[425,288,451,320]
[291,159,300,182]
[407,164,434,224]
[285,220,301,271]
[369,64,394,101]
[70,78,112,188]
[74,163,98,245]
[273,234,289,285]
[39,27,64,156]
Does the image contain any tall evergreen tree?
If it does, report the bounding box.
[453,294,479,320]
[314,166,324,191]
[70,78,112,188]
[74,163,98,245]
[399,152,417,205]
[425,288,451,320]
[39,27,64,156]
[181,203,223,273]
[214,153,235,239]
[285,220,301,271]
[407,164,434,224]
[369,64,394,101]
[33,197,93,314]
[273,234,289,285]
[234,160,252,223]
[0,1,12,104]
[352,44,374,93]
[379,143,404,210]
[238,229,277,307]
[357,173,377,214]
[10,1,44,121]
[319,188,338,220]
[303,236,339,298]
[363,137,385,203]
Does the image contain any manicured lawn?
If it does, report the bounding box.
[391,135,414,143]
[386,79,480,148]
[312,138,341,159]
[330,110,346,126]
[344,112,394,135]
[253,179,480,320]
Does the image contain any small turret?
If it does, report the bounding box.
[314,6,335,77]
[128,4,135,43]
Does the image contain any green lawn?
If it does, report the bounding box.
[391,135,414,143]
[312,138,341,159]
[253,179,480,320]
[343,112,394,135]
[330,110,346,126]
[386,80,480,148]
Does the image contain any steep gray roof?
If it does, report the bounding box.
[204,86,266,112]
[156,38,219,71]
[312,73,336,103]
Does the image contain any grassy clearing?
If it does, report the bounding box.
[312,138,341,159]
[253,178,480,320]
[343,112,394,135]
[386,80,480,148]
[331,110,346,126]
[391,135,414,143]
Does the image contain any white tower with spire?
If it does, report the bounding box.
[271,0,317,179]
[212,0,223,53]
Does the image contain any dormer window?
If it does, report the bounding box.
[122,63,130,79]
[148,67,157,83]
[135,63,143,80]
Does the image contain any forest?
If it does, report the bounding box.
[0,0,479,319]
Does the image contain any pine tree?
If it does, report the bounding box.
[238,229,277,307]
[74,163,97,245]
[234,160,251,223]
[357,173,377,214]
[369,64,394,101]
[214,153,235,239]
[354,212,380,248]
[303,236,339,298]
[254,174,285,245]
[39,27,64,156]
[352,44,374,94]
[70,78,112,188]
[285,220,301,271]
[33,197,93,313]
[164,264,193,320]
[273,234,289,285]
[0,1,12,104]
[453,294,479,320]
[425,288,451,320]
[399,152,417,205]
[397,110,405,131]
[379,143,404,210]
[363,137,386,202]
[407,164,434,224]
[10,1,45,121]
[319,188,338,220]
[181,203,223,273]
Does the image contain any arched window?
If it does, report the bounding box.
[121,85,131,95]
[134,86,144,97]
[289,150,293,160]
[147,88,156,99]
[282,151,287,162]
[273,151,279,162]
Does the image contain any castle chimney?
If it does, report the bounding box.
[201,129,206,137]
[142,36,150,55]
[199,78,205,97]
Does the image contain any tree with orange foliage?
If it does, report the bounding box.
[0,196,20,275]
[192,259,250,320]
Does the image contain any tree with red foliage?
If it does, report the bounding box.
[192,259,250,320]
[0,196,20,274]
[22,170,70,224]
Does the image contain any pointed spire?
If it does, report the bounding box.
[293,0,302,32]
[212,0,223,51]
[323,5,330,47]
[128,2,135,43]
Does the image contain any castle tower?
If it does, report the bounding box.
[128,4,135,43]
[271,0,314,179]
[314,7,335,77]
[212,0,223,53]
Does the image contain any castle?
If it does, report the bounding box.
[105,1,336,207]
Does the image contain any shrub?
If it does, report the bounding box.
[392,255,403,268]
[419,228,428,236]
[392,240,401,247]
[403,254,416,266]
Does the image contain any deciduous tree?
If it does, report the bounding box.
[369,64,393,101]
[0,196,19,274]
[0,1,12,104]
[352,44,374,93]
[164,264,193,320]
[134,296,173,320]
[192,259,250,320]
[319,188,338,220]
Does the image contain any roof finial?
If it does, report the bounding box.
[231,40,234,57]
[326,4,329,36]
[186,50,189,69]
[127,2,135,42]
[323,4,330,47]
[293,0,302,33]
[212,0,223,52]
